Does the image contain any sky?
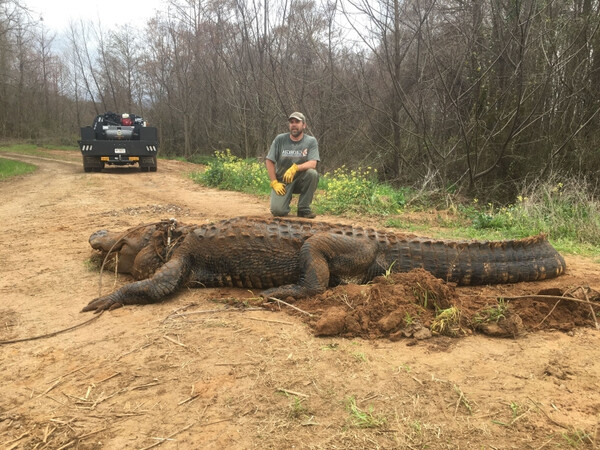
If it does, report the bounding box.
[22,0,165,32]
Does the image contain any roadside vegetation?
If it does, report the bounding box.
[0,143,51,158]
[190,151,600,259]
[0,143,83,180]
[0,143,79,162]
[0,156,36,180]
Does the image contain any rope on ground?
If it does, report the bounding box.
[0,311,103,345]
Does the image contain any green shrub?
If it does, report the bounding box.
[314,166,406,216]
[189,149,270,195]
[459,178,600,246]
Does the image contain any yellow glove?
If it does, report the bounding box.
[282,163,298,183]
[270,179,286,195]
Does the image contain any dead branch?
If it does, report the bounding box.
[503,294,599,307]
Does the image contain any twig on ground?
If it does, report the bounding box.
[243,316,294,325]
[95,372,121,384]
[55,440,75,450]
[411,376,424,385]
[214,361,257,366]
[503,293,599,307]
[49,365,89,384]
[178,394,199,406]
[268,297,313,316]
[3,432,29,449]
[36,378,64,398]
[453,384,472,416]
[277,388,309,398]
[580,287,599,330]
[139,422,196,450]
[510,407,532,426]
[535,300,562,329]
[232,327,252,334]
[160,303,198,323]
[130,381,160,391]
[528,397,569,429]
[164,307,264,321]
[116,341,154,361]
[163,335,187,347]
[535,436,556,450]
[43,424,56,443]
[56,427,109,450]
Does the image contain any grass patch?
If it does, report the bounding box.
[37,144,78,151]
[0,143,79,163]
[561,428,595,447]
[344,396,386,428]
[0,157,36,180]
[472,299,509,326]
[0,143,47,157]
[456,177,600,247]
[287,395,310,419]
[431,307,463,337]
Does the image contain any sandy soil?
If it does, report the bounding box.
[0,150,599,449]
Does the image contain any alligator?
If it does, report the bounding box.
[82,216,567,312]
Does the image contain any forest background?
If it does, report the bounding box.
[1,0,600,203]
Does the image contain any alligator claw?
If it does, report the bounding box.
[81,295,123,313]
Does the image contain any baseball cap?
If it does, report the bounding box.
[288,112,306,122]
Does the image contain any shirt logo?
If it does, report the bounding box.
[282,149,305,157]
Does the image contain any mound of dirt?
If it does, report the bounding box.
[265,269,600,340]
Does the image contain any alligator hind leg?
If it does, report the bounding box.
[260,233,381,299]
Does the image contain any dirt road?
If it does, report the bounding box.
[1,150,599,449]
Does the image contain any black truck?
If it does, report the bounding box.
[78,111,159,172]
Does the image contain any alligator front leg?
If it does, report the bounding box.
[261,233,382,300]
[82,256,192,312]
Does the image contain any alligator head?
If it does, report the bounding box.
[89,221,191,280]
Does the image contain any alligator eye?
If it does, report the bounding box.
[89,229,109,242]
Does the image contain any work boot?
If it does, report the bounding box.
[298,209,317,219]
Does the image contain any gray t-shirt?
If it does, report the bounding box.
[266,133,320,180]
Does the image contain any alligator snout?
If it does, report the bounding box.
[89,230,122,251]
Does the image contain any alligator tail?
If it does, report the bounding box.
[392,234,566,285]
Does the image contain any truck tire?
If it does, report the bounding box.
[83,156,102,173]
[140,156,157,172]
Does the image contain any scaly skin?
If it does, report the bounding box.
[82,216,566,312]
